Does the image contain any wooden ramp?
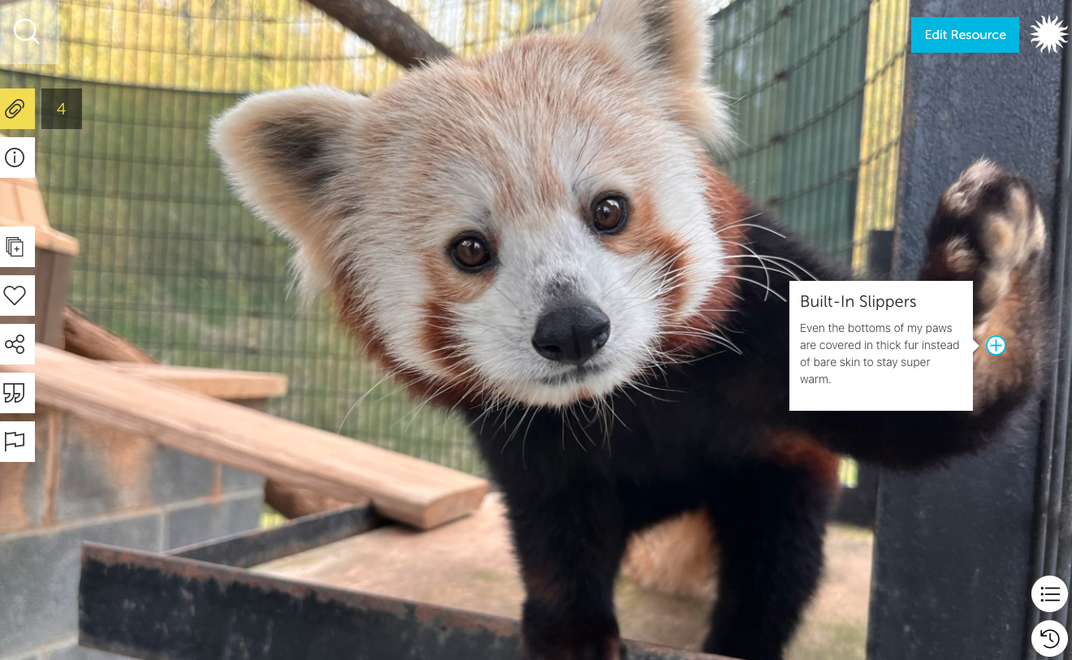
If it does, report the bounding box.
[10,345,487,529]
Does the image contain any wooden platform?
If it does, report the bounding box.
[255,495,874,659]
[105,362,288,401]
[0,176,79,256]
[8,345,488,529]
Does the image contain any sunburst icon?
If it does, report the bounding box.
[1032,16,1068,53]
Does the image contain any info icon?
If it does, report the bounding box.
[1033,620,1069,657]
[1034,575,1070,613]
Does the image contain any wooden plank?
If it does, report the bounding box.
[105,363,289,401]
[0,175,79,256]
[37,249,72,347]
[63,307,155,363]
[33,225,80,256]
[264,478,359,518]
[14,345,487,529]
[0,220,80,256]
[0,177,50,229]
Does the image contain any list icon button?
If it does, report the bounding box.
[1034,575,1070,613]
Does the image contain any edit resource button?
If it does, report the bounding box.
[911,17,1019,53]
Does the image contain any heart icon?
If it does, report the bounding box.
[4,286,25,306]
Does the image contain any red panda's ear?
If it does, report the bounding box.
[586,0,732,154]
[212,87,369,293]
[586,0,709,85]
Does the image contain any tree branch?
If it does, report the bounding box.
[304,0,455,70]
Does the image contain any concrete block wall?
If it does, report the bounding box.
[0,406,265,659]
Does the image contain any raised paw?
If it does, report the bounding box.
[923,159,1048,328]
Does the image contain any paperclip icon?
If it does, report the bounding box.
[4,99,23,119]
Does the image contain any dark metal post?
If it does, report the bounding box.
[1027,0,1072,655]
[868,2,1064,660]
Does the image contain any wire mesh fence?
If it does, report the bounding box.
[1,0,908,475]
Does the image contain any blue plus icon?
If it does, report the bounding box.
[987,335,1007,356]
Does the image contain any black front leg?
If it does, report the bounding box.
[505,484,628,660]
[471,405,631,660]
[702,459,835,660]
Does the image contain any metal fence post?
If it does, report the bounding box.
[868,2,1065,659]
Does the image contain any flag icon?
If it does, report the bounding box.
[4,431,24,450]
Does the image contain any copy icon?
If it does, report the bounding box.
[6,237,23,257]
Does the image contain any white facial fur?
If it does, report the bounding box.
[212,0,734,408]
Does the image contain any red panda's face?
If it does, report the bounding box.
[213,0,737,408]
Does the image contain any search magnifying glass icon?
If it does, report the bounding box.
[13,19,39,45]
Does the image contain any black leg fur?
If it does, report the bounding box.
[702,462,835,660]
[512,481,627,660]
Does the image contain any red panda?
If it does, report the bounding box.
[211,1,1051,658]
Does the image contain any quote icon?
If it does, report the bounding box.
[1034,575,1070,613]
[0,375,34,413]
[3,382,25,404]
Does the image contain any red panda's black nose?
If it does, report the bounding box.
[532,300,611,366]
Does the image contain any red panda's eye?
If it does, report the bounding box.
[591,194,628,234]
[450,234,493,272]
